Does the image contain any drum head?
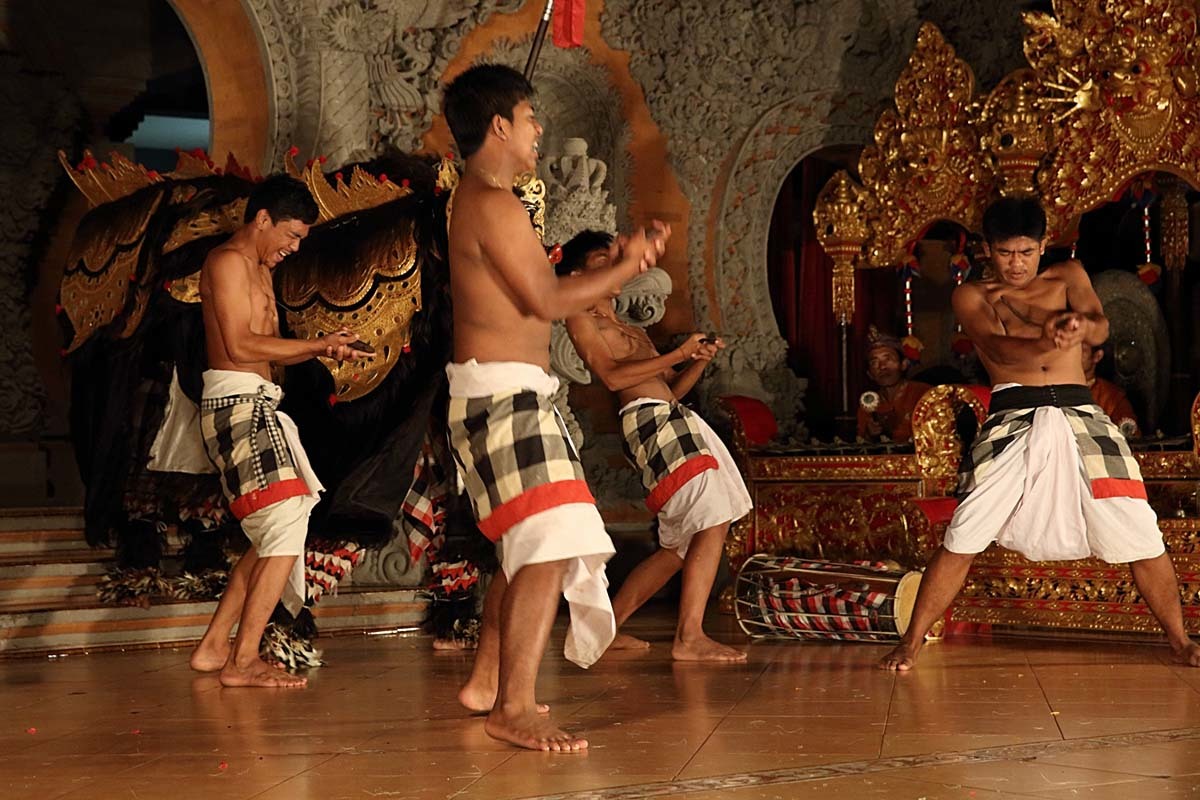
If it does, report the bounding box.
[894,571,923,636]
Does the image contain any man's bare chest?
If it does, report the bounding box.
[594,314,656,358]
[986,283,1066,333]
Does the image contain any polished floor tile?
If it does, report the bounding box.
[4,606,1200,799]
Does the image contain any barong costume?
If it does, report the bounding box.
[619,398,752,557]
[445,359,615,668]
[944,383,1163,563]
[200,369,324,614]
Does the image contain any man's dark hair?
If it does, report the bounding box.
[243,174,319,225]
[557,229,614,277]
[443,64,535,159]
[982,196,1047,244]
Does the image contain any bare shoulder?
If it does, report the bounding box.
[952,280,988,305]
[1042,259,1087,281]
[203,245,250,273]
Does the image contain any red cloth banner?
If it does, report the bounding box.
[553,0,585,47]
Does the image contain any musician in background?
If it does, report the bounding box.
[1082,341,1140,438]
[856,326,931,442]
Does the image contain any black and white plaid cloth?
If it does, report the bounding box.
[200,384,310,519]
[958,384,1145,500]
[620,401,719,513]
[447,388,594,541]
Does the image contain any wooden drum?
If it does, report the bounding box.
[734,555,922,642]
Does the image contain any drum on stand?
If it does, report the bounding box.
[735,554,922,642]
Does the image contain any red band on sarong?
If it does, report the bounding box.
[477,479,596,541]
[1090,477,1147,500]
[645,455,719,514]
[912,497,959,525]
[229,477,311,519]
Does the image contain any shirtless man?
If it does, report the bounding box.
[441,64,668,750]
[558,230,751,662]
[190,174,368,688]
[880,196,1200,671]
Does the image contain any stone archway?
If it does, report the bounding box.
[169,0,272,170]
[701,93,874,418]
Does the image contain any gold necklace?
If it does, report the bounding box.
[468,169,506,189]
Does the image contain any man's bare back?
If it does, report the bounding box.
[448,179,554,370]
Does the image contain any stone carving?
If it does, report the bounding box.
[246,0,524,167]
[348,516,427,586]
[600,1,1025,432]
[600,0,925,430]
[0,53,81,438]
[542,138,617,246]
[481,37,632,226]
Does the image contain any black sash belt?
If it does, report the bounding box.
[988,384,1093,415]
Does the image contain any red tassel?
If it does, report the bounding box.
[327,393,339,407]
[553,0,586,47]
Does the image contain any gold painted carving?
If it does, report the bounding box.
[163,198,248,255]
[58,150,165,209]
[1160,176,1189,271]
[912,385,987,494]
[816,2,1200,268]
[854,23,992,268]
[1024,0,1200,239]
[60,188,165,352]
[980,70,1052,197]
[813,173,869,322]
[306,166,412,224]
[278,220,422,403]
[167,272,201,304]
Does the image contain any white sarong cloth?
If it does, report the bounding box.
[944,383,1164,564]
[148,367,216,474]
[447,359,616,668]
[202,369,324,614]
[620,398,753,558]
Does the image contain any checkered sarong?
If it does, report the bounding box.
[447,388,594,541]
[620,401,719,513]
[401,435,449,560]
[200,384,310,519]
[958,384,1145,500]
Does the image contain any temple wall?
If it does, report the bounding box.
[0,0,1028,508]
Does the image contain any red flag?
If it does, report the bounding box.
[553,0,585,48]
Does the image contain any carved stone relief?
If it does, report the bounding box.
[481,36,632,227]
[245,0,525,168]
[600,0,1027,432]
[0,54,81,438]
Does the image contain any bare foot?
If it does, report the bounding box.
[189,640,230,673]
[672,634,747,662]
[1172,640,1200,667]
[879,639,922,671]
[609,632,651,650]
[458,681,548,715]
[219,658,307,688]
[433,637,477,651]
[485,707,587,752]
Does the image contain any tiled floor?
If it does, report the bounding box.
[5,606,1200,799]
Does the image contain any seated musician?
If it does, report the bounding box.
[1082,341,1140,437]
[856,326,931,442]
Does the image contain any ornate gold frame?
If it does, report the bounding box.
[814,1,1200,318]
